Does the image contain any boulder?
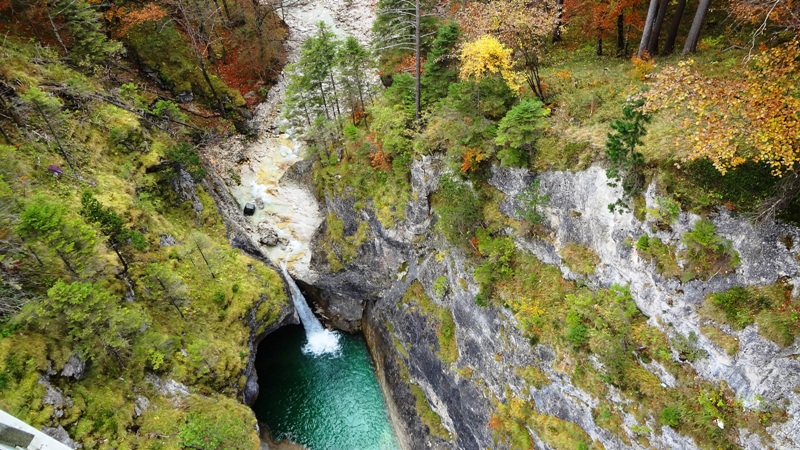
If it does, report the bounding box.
[257,222,280,246]
[60,354,85,380]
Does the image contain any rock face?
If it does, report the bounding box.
[60,354,85,381]
[302,162,800,449]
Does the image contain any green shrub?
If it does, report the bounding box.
[635,235,681,278]
[495,98,550,167]
[671,331,708,362]
[433,276,449,298]
[708,286,768,329]
[605,99,650,212]
[680,219,740,281]
[515,180,549,225]
[661,406,681,427]
[434,176,483,246]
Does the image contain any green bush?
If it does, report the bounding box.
[605,99,649,212]
[434,176,483,246]
[671,331,708,362]
[635,235,681,278]
[495,98,550,167]
[680,219,740,281]
[661,406,681,426]
[515,180,549,225]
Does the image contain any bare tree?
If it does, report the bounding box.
[373,0,436,121]
[662,0,687,55]
[682,0,712,55]
[638,0,659,57]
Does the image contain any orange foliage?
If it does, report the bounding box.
[488,414,504,430]
[397,53,425,76]
[644,39,800,176]
[460,148,486,174]
[563,0,644,41]
[370,150,393,170]
[730,0,800,31]
[106,4,168,38]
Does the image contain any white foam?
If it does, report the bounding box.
[281,263,341,355]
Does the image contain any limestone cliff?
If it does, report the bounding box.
[302,160,800,450]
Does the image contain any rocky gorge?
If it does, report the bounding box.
[198,1,800,449]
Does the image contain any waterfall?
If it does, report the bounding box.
[280,264,340,355]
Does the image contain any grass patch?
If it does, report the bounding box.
[700,282,799,347]
[514,365,550,389]
[322,212,372,269]
[636,235,682,278]
[559,242,600,276]
[401,282,459,365]
[699,324,739,356]
[409,383,450,440]
[490,394,597,450]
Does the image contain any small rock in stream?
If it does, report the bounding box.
[258,222,280,246]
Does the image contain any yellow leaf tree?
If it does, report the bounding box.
[644,39,800,177]
[459,35,522,92]
[457,0,556,99]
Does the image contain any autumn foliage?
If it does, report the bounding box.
[105,4,168,39]
[459,35,522,92]
[644,39,800,176]
[460,148,486,173]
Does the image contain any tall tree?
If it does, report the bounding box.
[420,22,460,106]
[80,192,144,274]
[53,0,123,68]
[638,0,659,57]
[661,0,687,55]
[373,0,437,120]
[646,0,670,55]
[682,0,711,55]
[460,0,556,100]
[337,36,373,127]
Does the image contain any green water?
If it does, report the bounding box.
[253,325,399,450]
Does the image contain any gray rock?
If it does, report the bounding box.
[133,395,150,417]
[258,223,280,246]
[175,91,193,103]
[39,377,73,419]
[60,354,85,380]
[145,374,190,398]
[302,162,800,449]
[160,234,178,247]
[42,426,81,449]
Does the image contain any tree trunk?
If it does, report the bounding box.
[638,0,660,57]
[662,0,687,55]
[193,238,216,279]
[414,0,421,122]
[552,0,564,43]
[647,0,670,55]
[46,10,69,54]
[596,36,603,56]
[0,122,10,144]
[56,250,79,278]
[616,13,625,57]
[31,100,79,181]
[682,0,711,55]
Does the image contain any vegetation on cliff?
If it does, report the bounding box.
[0,0,290,446]
[293,0,799,447]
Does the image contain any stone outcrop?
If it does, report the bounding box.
[302,161,800,449]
